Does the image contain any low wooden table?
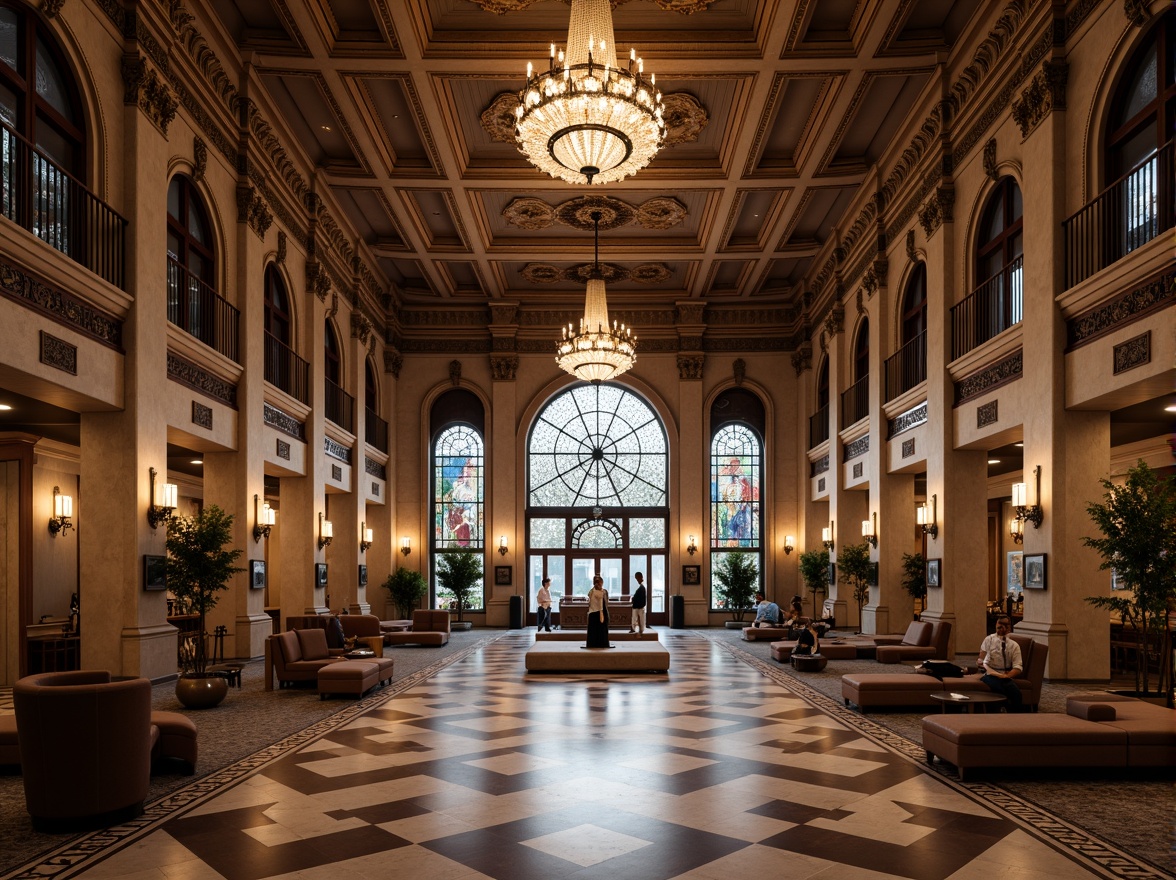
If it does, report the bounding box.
[930,691,1006,714]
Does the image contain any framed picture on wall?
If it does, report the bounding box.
[315,563,328,588]
[926,558,941,588]
[250,559,266,590]
[1024,553,1047,590]
[143,555,167,591]
[494,565,512,586]
[682,565,700,586]
[358,564,368,587]
[1006,550,1023,593]
[1111,568,1127,591]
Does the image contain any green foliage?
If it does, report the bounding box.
[839,541,872,624]
[165,505,244,675]
[901,551,927,616]
[383,567,428,619]
[1082,460,1176,701]
[436,549,484,622]
[712,552,760,621]
[798,548,830,619]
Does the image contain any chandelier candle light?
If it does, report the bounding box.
[555,211,636,383]
[516,0,665,185]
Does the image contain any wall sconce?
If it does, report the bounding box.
[253,494,275,543]
[318,512,333,550]
[1009,516,1024,545]
[498,535,509,556]
[147,467,177,529]
[822,521,834,551]
[917,494,938,538]
[401,536,412,556]
[360,521,373,553]
[862,512,878,548]
[783,535,795,555]
[1011,464,1044,529]
[48,486,73,536]
[686,534,698,556]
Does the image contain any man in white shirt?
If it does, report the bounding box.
[752,592,781,627]
[977,616,1023,711]
[536,578,553,632]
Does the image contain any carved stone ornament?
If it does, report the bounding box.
[791,344,812,376]
[490,354,519,380]
[121,55,178,136]
[628,264,672,284]
[236,184,273,239]
[524,261,665,285]
[823,306,844,338]
[326,291,339,320]
[661,92,709,146]
[277,230,287,263]
[384,350,403,378]
[555,196,636,230]
[677,302,706,325]
[1113,331,1150,374]
[40,0,65,19]
[489,302,519,325]
[1124,0,1150,27]
[191,401,213,430]
[1011,61,1069,139]
[505,194,686,232]
[306,260,332,302]
[449,359,462,386]
[39,331,76,374]
[636,196,689,230]
[676,354,704,380]
[901,438,916,459]
[351,311,373,345]
[276,439,291,460]
[977,400,998,428]
[906,229,917,261]
[983,138,998,180]
[732,358,745,386]
[193,136,207,182]
[862,269,878,298]
[167,353,237,407]
[918,186,955,238]
[502,197,556,230]
[480,92,520,143]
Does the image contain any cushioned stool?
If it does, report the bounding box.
[0,715,19,768]
[791,653,828,672]
[771,641,857,662]
[317,659,393,699]
[150,711,198,774]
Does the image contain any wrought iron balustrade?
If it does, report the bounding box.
[809,404,829,450]
[950,255,1023,360]
[325,379,355,433]
[884,330,926,403]
[264,332,310,404]
[840,374,869,426]
[166,258,240,362]
[365,407,389,453]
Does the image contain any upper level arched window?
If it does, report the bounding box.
[853,318,869,382]
[365,360,378,413]
[968,178,1024,347]
[842,317,870,425]
[887,263,927,402]
[324,320,341,385]
[901,263,927,344]
[1108,12,1175,181]
[810,356,830,448]
[264,265,291,345]
[323,320,353,432]
[166,175,231,355]
[263,265,308,402]
[816,357,829,411]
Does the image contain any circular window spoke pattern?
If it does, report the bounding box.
[530,384,666,508]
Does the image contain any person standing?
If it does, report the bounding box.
[629,572,647,634]
[536,577,553,633]
[978,616,1023,711]
[586,575,611,648]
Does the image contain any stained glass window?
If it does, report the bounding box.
[433,425,484,552]
[711,424,761,548]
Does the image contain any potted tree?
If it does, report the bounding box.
[165,505,244,708]
[712,551,759,626]
[382,566,428,621]
[798,548,830,621]
[1082,460,1176,706]
[838,541,872,633]
[436,548,483,630]
[900,551,927,618]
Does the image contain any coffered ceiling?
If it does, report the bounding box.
[205,0,988,313]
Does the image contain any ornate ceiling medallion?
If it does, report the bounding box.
[661,93,709,145]
[503,194,687,230]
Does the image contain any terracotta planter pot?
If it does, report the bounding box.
[175,673,228,709]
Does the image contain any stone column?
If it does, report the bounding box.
[488,349,519,627]
[676,303,706,624]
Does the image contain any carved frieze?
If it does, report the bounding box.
[811,455,829,477]
[236,185,273,239]
[1011,61,1068,139]
[365,457,387,481]
[191,401,212,429]
[120,55,178,136]
[167,353,237,407]
[888,402,927,438]
[901,438,916,459]
[918,186,955,238]
[844,436,869,462]
[977,400,999,428]
[1068,271,1174,348]
[955,351,1023,405]
[325,437,351,464]
[677,354,704,380]
[39,331,76,374]
[0,259,123,349]
[676,302,706,325]
[276,439,291,460]
[489,303,519,325]
[490,354,519,380]
[264,403,305,440]
[1113,332,1150,374]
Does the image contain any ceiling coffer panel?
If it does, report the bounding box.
[436,261,486,296]
[315,0,401,55]
[333,187,406,249]
[210,0,306,53]
[378,257,436,297]
[723,189,788,252]
[823,71,932,174]
[704,260,754,296]
[753,74,833,175]
[785,186,858,245]
[258,70,366,173]
[349,74,437,174]
[403,189,469,251]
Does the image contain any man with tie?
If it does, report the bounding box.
[977,616,1023,711]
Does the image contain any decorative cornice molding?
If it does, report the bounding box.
[1067,271,1174,349]
[1011,60,1068,139]
[263,403,304,440]
[955,350,1022,405]
[121,54,178,136]
[167,353,237,407]
[0,258,122,349]
[490,354,519,380]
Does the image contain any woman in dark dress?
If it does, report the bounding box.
[792,620,820,656]
[585,575,611,648]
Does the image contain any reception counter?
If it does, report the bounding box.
[557,596,634,629]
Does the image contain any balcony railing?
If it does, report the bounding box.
[166,258,240,362]
[365,407,388,454]
[0,119,127,288]
[1063,139,1174,288]
[840,374,869,426]
[325,379,355,433]
[950,255,1023,360]
[808,404,829,449]
[885,330,926,402]
[264,332,309,404]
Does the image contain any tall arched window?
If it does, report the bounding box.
[364,359,387,453]
[843,318,869,424]
[324,321,341,385]
[901,263,927,344]
[433,421,485,611]
[166,175,220,350]
[324,321,353,431]
[262,265,308,403]
[264,265,290,344]
[887,263,927,401]
[853,319,870,382]
[975,177,1023,332]
[526,384,668,624]
[710,389,765,609]
[810,357,830,448]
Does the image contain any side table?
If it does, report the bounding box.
[930,692,1006,714]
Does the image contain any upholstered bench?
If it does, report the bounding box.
[525,641,670,673]
[741,626,792,642]
[0,715,18,767]
[792,654,828,672]
[317,658,394,699]
[771,641,857,662]
[150,711,198,773]
[536,631,660,641]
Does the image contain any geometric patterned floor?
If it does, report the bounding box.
[3,632,1167,880]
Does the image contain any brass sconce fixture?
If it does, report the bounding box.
[1011,465,1044,530]
[862,512,878,548]
[821,522,834,551]
[917,494,938,538]
[498,535,509,556]
[147,467,177,530]
[360,522,373,553]
[48,486,73,536]
[686,535,698,556]
[783,535,795,555]
[253,494,275,543]
[400,536,412,556]
[1009,516,1024,545]
[318,512,333,550]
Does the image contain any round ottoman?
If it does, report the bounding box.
[792,653,828,672]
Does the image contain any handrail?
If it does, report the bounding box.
[365,407,389,453]
[166,258,240,363]
[264,332,310,404]
[884,330,926,403]
[840,374,869,426]
[325,379,355,433]
[950,254,1023,360]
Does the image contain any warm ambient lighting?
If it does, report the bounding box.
[1009,516,1024,545]
[516,0,665,185]
[917,494,938,538]
[147,467,177,529]
[318,512,333,550]
[401,536,412,556]
[253,494,276,543]
[783,535,795,555]
[686,535,697,556]
[1011,464,1044,530]
[360,522,373,553]
[862,512,878,548]
[498,535,509,556]
[822,521,834,551]
[48,486,73,536]
[555,211,636,384]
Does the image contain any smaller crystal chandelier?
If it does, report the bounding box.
[555,211,636,383]
[516,0,665,185]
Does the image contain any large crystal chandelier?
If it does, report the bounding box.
[516,0,665,185]
[555,211,636,383]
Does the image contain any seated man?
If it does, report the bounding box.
[752,592,781,628]
[978,615,1023,711]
